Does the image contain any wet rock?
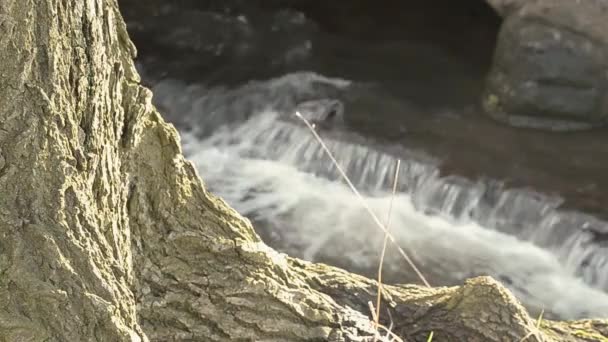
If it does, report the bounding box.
[483,0,608,130]
[119,1,318,84]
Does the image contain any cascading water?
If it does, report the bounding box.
[149,71,608,320]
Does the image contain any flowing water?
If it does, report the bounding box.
[146,71,608,320]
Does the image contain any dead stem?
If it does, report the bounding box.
[295,111,430,288]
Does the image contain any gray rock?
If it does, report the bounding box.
[483,0,608,130]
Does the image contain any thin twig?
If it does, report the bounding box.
[374,323,405,342]
[295,111,430,287]
[367,301,404,342]
[374,160,401,341]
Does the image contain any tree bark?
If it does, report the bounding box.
[0,0,143,340]
[0,0,606,341]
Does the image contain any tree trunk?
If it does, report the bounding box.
[0,0,606,341]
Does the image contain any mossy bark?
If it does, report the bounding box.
[0,0,606,341]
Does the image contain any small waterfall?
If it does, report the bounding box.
[197,111,608,293]
[153,73,608,319]
[202,113,437,194]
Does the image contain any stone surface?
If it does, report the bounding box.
[120,0,319,87]
[483,0,608,130]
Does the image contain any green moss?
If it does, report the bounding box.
[572,329,608,342]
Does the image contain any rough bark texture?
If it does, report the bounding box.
[0,0,144,340]
[0,0,607,341]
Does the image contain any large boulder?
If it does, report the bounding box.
[483,0,608,130]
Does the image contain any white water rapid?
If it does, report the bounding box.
[150,71,608,320]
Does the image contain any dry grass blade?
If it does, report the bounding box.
[368,301,379,323]
[374,159,401,342]
[367,301,404,342]
[295,111,430,287]
[518,309,545,342]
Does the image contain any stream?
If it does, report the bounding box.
[144,72,608,320]
[129,4,608,321]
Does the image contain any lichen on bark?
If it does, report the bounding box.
[0,0,607,341]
